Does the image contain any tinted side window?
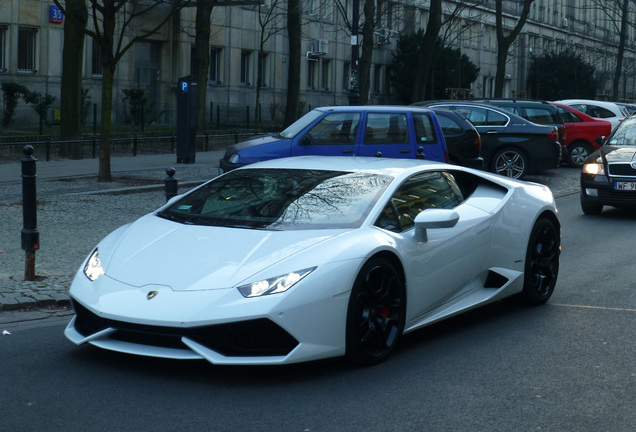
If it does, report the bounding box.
[364,113,409,144]
[306,112,361,145]
[462,107,488,126]
[436,113,463,135]
[412,112,438,144]
[557,107,581,123]
[590,106,616,119]
[375,171,462,232]
[525,107,556,124]
[485,109,508,126]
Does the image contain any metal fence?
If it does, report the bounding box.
[0,131,264,163]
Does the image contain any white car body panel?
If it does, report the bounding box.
[65,156,558,365]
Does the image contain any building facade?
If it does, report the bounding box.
[1,0,635,127]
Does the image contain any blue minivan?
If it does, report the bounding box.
[219,106,449,172]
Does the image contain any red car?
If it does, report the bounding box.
[551,102,612,167]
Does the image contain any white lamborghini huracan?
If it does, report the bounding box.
[65,156,560,365]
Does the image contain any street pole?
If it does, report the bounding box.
[21,145,40,281]
[348,0,360,106]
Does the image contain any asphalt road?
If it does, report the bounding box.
[1,191,635,432]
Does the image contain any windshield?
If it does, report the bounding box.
[278,109,324,138]
[607,117,636,147]
[157,168,393,230]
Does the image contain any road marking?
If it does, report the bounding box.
[551,303,636,313]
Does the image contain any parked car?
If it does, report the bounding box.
[219,106,449,172]
[555,99,628,130]
[416,101,562,179]
[550,102,612,167]
[429,107,483,169]
[473,98,567,161]
[65,156,560,365]
[580,115,636,215]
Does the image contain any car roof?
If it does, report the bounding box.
[555,99,624,111]
[421,100,533,123]
[314,105,434,114]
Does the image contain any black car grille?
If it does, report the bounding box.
[608,163,636,177]
[598,189,636,204]
[71,299,299,357]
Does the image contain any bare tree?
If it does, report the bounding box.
[192,0,260,128]
[494,0,534,97]
[255,0,285,124]
[412,0,442,101]
[55,0,188,181]
[588,0,632,100]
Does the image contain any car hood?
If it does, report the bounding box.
[102,215,343,291]
[600,146,636,163]
[226,135,282,153]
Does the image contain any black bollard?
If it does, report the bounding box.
[165,167,179,202]
[21,145,40,281]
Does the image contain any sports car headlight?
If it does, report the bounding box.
[582,162,604,176]
[83,248,104,281]
[237,267,316,298]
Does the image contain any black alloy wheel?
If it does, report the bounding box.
[491,147,528,179]
[346,258,406,365]
[521,218,560,305]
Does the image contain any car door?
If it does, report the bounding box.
[374,170,493,323]
[356,111,417,159]
[290,111,361,157]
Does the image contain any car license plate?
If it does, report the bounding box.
[614,181,636,191]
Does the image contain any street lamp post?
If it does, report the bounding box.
[348,0,360,105]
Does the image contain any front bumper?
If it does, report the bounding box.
[64,260,357,365]
[580,174,636,208]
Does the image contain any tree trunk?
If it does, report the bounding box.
[59,0,87,157]
[413,0,442,101]
[612,0,629,100]
[195,0,214,128]
[284,0,301,126]
[98,63,115,182]
[358,0,375,105]
[494,0,534,97]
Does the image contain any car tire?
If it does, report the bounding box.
[491,147,528,179]
[580,196,603,215]
[520,218,560,305]
[567,141,592,168]
[345,257,405,365]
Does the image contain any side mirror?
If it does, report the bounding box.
[413,209,459,242]
[595,136,606,146]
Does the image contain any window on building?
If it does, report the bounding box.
[92,39,103,77]
[321,59,330,90]
[308,60,316,89]
[0,26,6,72]
[18,27,37,73]
[241,51,251,85]
[210,48,221,83]
[258,52,268,86]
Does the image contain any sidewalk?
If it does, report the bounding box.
[0,149,226,320]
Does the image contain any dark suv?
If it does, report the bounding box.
[474,99,567,161]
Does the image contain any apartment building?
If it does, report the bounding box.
[1,0,634,126]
